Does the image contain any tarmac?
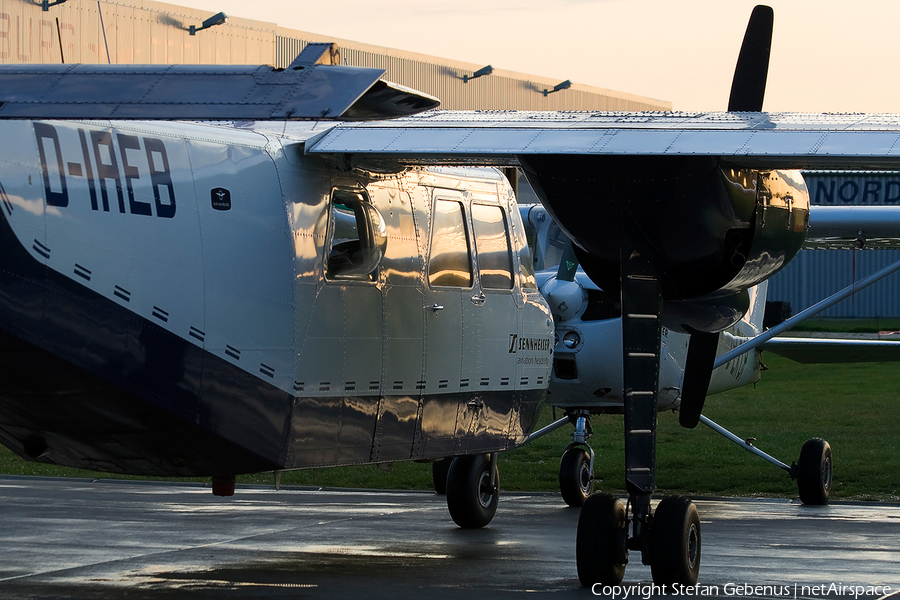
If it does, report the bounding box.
[0,476,898,599]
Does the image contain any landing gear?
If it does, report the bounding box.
[446,453,499,528]
[650,496,701,585]
[698,415,833,506]
[795,437,832,505]
[576,494,627,586]
[560,447,593,507]
[432,457,453,495]
[576,494,701,587]
[559,410,595,506]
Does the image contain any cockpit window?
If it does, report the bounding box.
[428,199,473,288]
[519,243,537,289]
[472,203,514,290]
[326,190,387,281]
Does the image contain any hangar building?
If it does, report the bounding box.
[0,0,670,112]
[768,172,900,319]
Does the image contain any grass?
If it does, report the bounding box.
[2,331,899,501]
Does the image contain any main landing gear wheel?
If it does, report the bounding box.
[650,496,701,586]
[446,454,499,528]
[796,437,832,505]
[576,493,628,586]
[432,457,453,495]
[560,447,593,507]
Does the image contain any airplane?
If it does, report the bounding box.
[520,198,900,507]
[2,3,900,589]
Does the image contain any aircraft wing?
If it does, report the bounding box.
[754,335,900,363]
[0,64,439,121]
[304,110,900,170]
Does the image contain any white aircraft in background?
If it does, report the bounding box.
[3,3,900,589]
[519,199,900,508]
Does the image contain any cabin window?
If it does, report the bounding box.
[326,190,387,281]
[428,199,473,287]
[472,204,514,290]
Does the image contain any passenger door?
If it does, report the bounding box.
[422,194,472,454]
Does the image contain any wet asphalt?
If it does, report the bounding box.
[0,476,897,599]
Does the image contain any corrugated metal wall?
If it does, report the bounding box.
[275,35,670,112]
[0,0,668,113]
[767,248,900,318]
[766,171,900,318]
[0,0,275,65]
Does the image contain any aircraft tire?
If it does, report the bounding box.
[576,493,627,587]
[431,457,453,495]
[649,496,701,586]
[446,454,499,528]
[559,447,593,507]
[796,438,832,505]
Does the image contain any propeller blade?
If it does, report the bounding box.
[678,329,720,428]
[727,4,774,112]
[557,239,580,282]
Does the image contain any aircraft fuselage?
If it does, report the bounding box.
[0,119,553,477]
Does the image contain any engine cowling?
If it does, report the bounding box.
[520,155,809,333]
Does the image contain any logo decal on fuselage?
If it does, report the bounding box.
[211,187,231,211]
[508,334,551,354]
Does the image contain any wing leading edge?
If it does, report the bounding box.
[304,110,900,171]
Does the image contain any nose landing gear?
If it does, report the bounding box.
[559,410,596,507]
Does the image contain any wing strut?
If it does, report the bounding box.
[715,256,900,367]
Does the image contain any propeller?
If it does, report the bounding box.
[679,328,720,428]
[679,4,774,428]
[728,4,774,112]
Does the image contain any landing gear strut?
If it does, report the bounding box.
[577,219,703,587]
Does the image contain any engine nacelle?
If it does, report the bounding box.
[521,156,809,333]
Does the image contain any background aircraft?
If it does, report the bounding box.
[2,3,900,590]
[519,200,900,508]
